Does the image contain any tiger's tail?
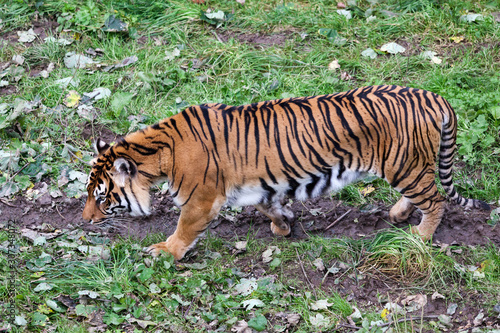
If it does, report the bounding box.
[438,105,490,210]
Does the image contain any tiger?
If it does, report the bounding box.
[83,85,490,260]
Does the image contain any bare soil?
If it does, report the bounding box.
[1,185,498,330]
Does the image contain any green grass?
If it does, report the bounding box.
[1,0,500,331]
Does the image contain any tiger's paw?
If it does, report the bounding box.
[144,241,185,260]
[270,221,291,237]
[409,225,432,242]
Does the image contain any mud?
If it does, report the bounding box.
[1,190,498,330]
[3,192,497,248]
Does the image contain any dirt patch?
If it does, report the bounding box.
[0,17,59,45]
[0,85,18,96]
[1,190,498,330]
[218,31,294,46]
[81,122,121,145]
[3,193,496,248]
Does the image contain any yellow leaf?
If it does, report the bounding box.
[360,184,375,196]
[381,308,389,320]
[64,90,81,108]
[478,259,494,272]
[37,304,53,314]
[450,36,464,43]
[31,271,45,278]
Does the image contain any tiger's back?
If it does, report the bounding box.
[83,85,489,260]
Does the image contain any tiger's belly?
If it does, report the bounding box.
[226,164,367,207]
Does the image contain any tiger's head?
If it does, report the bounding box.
[82,138,151,223]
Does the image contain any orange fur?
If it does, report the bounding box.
[83,85,489,260]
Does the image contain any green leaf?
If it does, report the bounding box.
[31,312,49,326]
[103,312,125,325]
[490,105,500,120]
[34,282,53,292]
[103,15,128,32]
[248,315,267,331]
[46,299,66,313]
[110,92,134,117]
[138,267,154,282]
[14,315,28,326]
[269,257,281,268]
[75,304,97,317]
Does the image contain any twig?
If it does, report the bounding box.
[337,323,362,330]
[295,248,317,299]
[211,30,224,43]
[0,198,16,207]
[67,149,90,165]
[11,152,44,179]
[298,221,310,238]
[324,209,352,230]
[55,205,66,220]
[165,79,182,100]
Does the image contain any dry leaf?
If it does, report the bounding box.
[328,59,340,71]
[64,90,81,108]
[450,36,464,43]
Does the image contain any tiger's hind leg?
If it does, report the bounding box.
[389,196,416,223]
[395,171,445,240]
[255,202,294,236]
[146,195,225,260]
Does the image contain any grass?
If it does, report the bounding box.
[1,0,500,331]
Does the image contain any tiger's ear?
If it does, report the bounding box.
[94,138,110,156]
[113,158,137,186]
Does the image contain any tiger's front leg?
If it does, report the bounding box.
[255,201,294,236]
[146,195,225,260]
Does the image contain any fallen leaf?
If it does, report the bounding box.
[78,290,100,299]
[12,55,25,65]
[234,278,258,296]
[232,320,251,333]
[310,299,333,310]
[309,313,330,328]
[83,87,112,100]
[401,294,427,312]
[164,48,181,61]
[64,90,81,108]
[438,314,451,326]
[328,59,340,71]
[55,77,79,88]
[44,36,73,45]
[64,52,95,69]
[287,313,300,325]
[234,241,247,250]
[340,71,352,81]
[460,13,483,22]
[17,29,37,43]
[450,36,464,43]
[447,303,458,315]
[380,42,405,54]
[360,184,375,196]
[361,48,377,59]
[431,291,445,300]
[241,299,265,310]
[313,258,325,271]
[337,9,352,20]
[473,312,484,326]
[103,55,138,72]
[34,282,53,292]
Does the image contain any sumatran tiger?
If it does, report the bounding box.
[82,85,490,260]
